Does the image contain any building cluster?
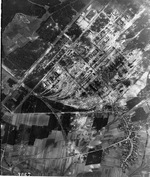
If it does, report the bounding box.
[31,0,146,111]
[2,0,147,112]
[1,0,150,176]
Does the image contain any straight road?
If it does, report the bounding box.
[3,0,94,113]
[2,0,94,109]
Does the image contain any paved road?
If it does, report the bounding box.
[2,0,94,112]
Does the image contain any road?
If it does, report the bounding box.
[2,0,94,111]
[40,96,68,143]
[129,128,149,177]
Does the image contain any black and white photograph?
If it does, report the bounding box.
[1,0,150,176]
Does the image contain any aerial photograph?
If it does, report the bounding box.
[1,0,150,176]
